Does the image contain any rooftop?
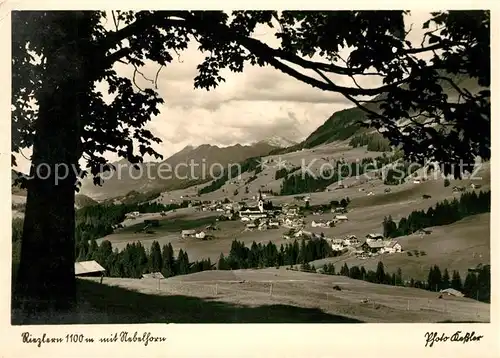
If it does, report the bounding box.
[75,260,105,275]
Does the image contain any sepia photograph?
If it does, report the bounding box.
[9,7,491,331]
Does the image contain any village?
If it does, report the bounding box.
[119,189,410,261]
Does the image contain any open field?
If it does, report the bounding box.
[55,268,490,324]
[99,212,288,260]
[310,213,490,281]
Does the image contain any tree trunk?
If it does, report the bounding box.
[12,12,90,324]
[13,83,81,322]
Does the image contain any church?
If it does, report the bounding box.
[238,192,269,220]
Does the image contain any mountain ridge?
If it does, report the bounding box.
[79,141,280,200]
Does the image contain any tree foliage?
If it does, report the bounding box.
[382,190,490,238]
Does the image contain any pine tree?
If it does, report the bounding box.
[149,241,162,273]
[427,266,434,290]
[442,268,450,289]
[375,261,385,284]
[427,265,442,291]
[396,268,403,286]
[87,238,98,261]
[382,216,389,237]
[451,270,463,292]
[360,266,367,281]
[433,265,442,291]
[477,265,490,303]
[161,243,175,277]
[463,272,478,299]
[298,239,306,264]
[340,263,349,276]
[177,249,189,275]
[217,253,227,270]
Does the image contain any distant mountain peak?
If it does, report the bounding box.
[258,136,297,148]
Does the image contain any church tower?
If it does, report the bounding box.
[257,190,264,213]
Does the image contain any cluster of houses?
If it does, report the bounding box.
[181,224,218,240]
[311,214,348,228]
[235,192,354,233]
[332,233,402,257]
[280,229,403,258]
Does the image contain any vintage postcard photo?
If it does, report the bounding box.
[1,2,498,357]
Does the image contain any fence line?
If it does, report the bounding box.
[149,279,485,321]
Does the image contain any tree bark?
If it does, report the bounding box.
[12,12,91,324]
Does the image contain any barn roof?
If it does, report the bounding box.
[366,233,384,239]
[364,241,386,248]
[440,288,464,297]
[75,260,105,275]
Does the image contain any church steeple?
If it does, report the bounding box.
[257,190,264,213]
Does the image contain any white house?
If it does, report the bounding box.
[284,217,303,228]
[343,235,360,246]
[311,219,330,228]
[329,238,345,251]
[195,231,206,239]
[285,206,300,216]
[294,230,314,239]
[268,220,280,228]
[240,216,251,222]
[334,215,348,222]
[381,240,402,254]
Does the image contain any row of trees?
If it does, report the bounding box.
[320,261,490,303]
[217,238,332,270]
[427,264,490,302]
[83,239,212,279]
[74,237,333,280]
[382,190,490,238]
[349,132,392,152]
[334,261,404,285]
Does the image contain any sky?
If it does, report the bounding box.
[13,11,432,174]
